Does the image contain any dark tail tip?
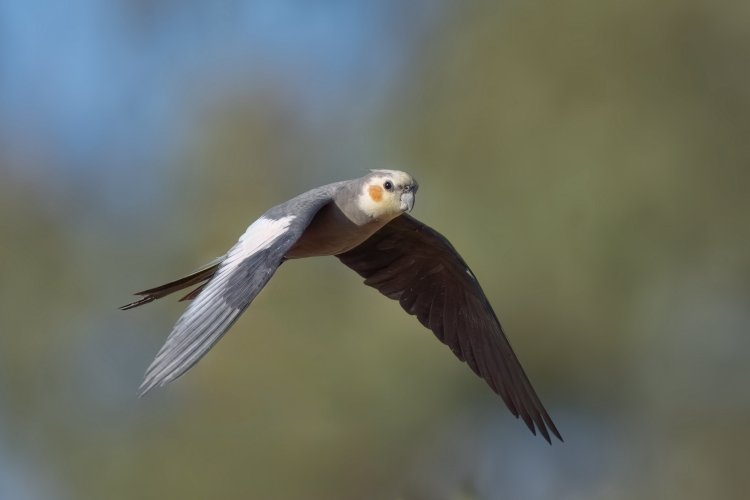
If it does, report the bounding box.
[120,295,156,310]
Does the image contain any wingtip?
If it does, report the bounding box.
[543,411,564,443]
[527,424,561,445]
[532,415,564,444]
[137,385,151,399]
[137,377,160,398]
[519,412,564,444]
[550,426,564,444]
[540,422,564,445]
[538,424,551,445]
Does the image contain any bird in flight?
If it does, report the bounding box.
[123,170,562,443]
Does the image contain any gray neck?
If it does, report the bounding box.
[332,180,371,226]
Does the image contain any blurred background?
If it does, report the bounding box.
[1,0,749,499]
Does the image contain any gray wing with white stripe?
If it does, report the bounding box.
[138,188,336,396]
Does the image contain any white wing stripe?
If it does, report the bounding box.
[139,215,297,394]
[220,215,296,274]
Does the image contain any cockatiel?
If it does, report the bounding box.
[123,170,562,443]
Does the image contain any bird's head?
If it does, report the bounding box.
[357,169,419,221]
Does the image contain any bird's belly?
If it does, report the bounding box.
[285,203,382,258]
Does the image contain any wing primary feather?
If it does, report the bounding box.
[136,193,335,396]
[179,283,208,301]
[338,214,562,443]
[427,287,446,341]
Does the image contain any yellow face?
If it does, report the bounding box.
[357,170,418,221]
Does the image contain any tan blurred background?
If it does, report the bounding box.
[1,1,749,499]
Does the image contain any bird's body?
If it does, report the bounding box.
[286,185,388,258]
[123,170,562,443]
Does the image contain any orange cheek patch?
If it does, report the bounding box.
[368,185,383,202]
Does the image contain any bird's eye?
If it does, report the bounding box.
[384,180,394,191]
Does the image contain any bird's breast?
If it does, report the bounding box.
[285,202,386,259]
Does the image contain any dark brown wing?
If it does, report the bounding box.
[337,214,562,443]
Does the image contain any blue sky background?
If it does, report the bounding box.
[0,0,441,207]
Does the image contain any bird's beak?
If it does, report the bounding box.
[400,190,415,212]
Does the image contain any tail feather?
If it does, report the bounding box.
[178,282,209,302]
[120,258,222,310]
